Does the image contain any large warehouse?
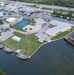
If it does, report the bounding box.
[46,20,73,37]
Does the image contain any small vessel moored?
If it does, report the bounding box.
[64,35,74,45]
[64,36,69,41]
[0,45,4,49]
[3,47,13,53]
[16,53,28,60]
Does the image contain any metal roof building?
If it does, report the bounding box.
[46,20,73,37]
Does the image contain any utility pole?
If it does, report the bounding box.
[52,1,54,13]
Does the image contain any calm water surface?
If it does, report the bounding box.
[0,39,74,75]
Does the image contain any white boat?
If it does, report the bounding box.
[0,45,4,49]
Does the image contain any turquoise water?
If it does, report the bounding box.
[16,20,29,28]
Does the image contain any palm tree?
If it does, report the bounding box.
[24,28,27,32]
[3,18,6,22]
[29,28,32,30]
[8,12,12,17]
[60,9,63,14]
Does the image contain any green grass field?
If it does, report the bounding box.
[51,26,74,40]
[1,32,43,57]
[13,25,24,31]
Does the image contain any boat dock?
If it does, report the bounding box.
[15,49,21,53]
[0,45,28,60]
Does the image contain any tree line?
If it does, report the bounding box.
[14,0,74,8]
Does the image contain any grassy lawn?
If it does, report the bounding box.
[13,25,24,31]
[42,8,72,14]
[51,26,74,40]
[42,8,52,10]
[1,32,43,57]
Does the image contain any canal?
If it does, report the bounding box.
[0,38,74,75]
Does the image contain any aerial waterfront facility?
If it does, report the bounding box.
[46,20,73,37]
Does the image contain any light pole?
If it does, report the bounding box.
[52,0,54,14]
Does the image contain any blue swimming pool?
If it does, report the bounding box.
[16,20,29,28]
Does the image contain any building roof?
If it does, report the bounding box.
[0,12,3,16]
[24,6,36,12]
[46,20,73,35]
[49,20,71,26]
[12,36,21,42]
[6,17,16,23]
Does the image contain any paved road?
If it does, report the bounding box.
[10,1,74,11]
[0,28,15,42]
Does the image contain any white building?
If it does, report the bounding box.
[6,17,17,25]
[23,6,42,14]
[21,4,43,13]
[0,2,5,7]
[46,20,73,37]
[0,12,3,17]
[5,4,19,12]
[12,36,21,42]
